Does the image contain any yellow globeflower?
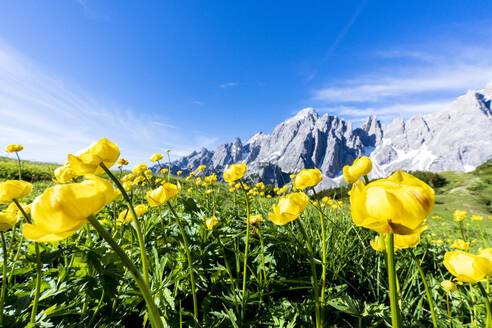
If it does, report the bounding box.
[350,170,434,235]
[453,210,467,222]
[6,202,31,220]
[268,192,310,225]
[132,163,148,175]
[440,280,457,292]
[150,153,163,162]
[293,168,323,190]
[223,163,247,183]
[146,183,179,207]
[370,233,421,252]
[450,239,470,251]
[471,215,484,221]
[443,250,492,283]
[0,211,17,231]
[54,163,78,183]
[204,216,218,230]
[249,214,262,226]
[0,180,32,204]
[23,175,119,242]
[478,248,492,260]
[68,138,120,175]
[229,187,235,193]
[343,156,372,184]
[118,158,128,166]
[177,170,182,175]
[161,168,168,174]
[117,204,148,224]
[197,165,206,172]
[6,144,23,153]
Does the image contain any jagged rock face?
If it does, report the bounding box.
[166,85,492,187]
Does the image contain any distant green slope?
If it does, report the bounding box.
[0,156,59,181]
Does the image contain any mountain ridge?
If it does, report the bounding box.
[166,84,492,188]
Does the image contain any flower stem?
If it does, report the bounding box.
[15,152,22,180]
[217,234,239,315]
[87,215,163,328]
[239,179,251,322]
[312,187,326,326]
[167,203,198,322]
[446,292,453,328]
[30,243,41,323]
[296,219,321,328]
[100,163,151,287]
[0,232,8,326]
[385,233,402,328]
[408,249,437,328]
[477,282,491,328]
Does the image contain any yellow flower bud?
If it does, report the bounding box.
[204,216,218,230]
[132,163,148,175]
[0,211,17,231]
[23,175,118,242]
[146,183,179,207]
[67,138,120,175]
[349,171,434,235]
[293,168,322,190]
[6,144,23,153]
[343,156,372,184]
[0,180,32,204]
[478,248,492,260]
[223,163,247,183]
[117,204,148,225]
[370,233,421,252]
[118,158,128,166]
[177,170,182,175]
[443,250,492,283]
[149,153,163,162]
[54,164,78,183]
[440,280,457,292]
[453,210,467,222]
[268,192,310,225]
[249,214,262,226]
[450,239,470,251]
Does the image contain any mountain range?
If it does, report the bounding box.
[166,84,492,189]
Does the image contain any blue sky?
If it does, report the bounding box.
[1,1,492,165]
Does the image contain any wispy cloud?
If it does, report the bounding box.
[192,100,204,105]
[219,82,238,88]
[0,38,217,165]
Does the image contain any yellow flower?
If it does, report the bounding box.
[204,216,218,230]
[205,189,215,194]
[205,174,217,184]
[6,144,23,153]
[266,195,272,199]
[223,163,247,182]
[268,193,310,225]
[249,214,262,226]
[431,239,444,245]
[431,215,442,219]
[23,175,118,242]
[161,168,168,174]
[471,215,484,221]
[197,165,206,172]
[349,170,434,235]
[453,210,467,222]
[443,250,492,283]
[478,248,492,260]
[117,204,148,225]
[6,202,30,220]
[343,156,372,184]
[450,239,470,251]
[166,149,171,153]
[0,180,32,204]
[150,153,163,162]
[177,171,182,175]
[289,174,296,180]
[118,158,128,166]
[121,173,134,182]
[0,211,17,231]
[132,163,148,175]
[187,187,193,193]
[440,280,457,292]
[146,183,179,207]
[370,233,421,252]
[229,187,235,193]
[53,163,78,183]
[293,168,323,190]
[67,138,120,175]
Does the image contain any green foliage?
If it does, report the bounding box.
[407,170,448,188]
[0,156,58,182]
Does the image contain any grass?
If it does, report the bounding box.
[0,156,490,327]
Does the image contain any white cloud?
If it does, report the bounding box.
[0,38,217,166]
[219,82,238,88]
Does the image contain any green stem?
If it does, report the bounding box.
[470,283,477,326]
[408,250,437,328]
[87,215,163,328]
[257,228,267,285]
[100,163,151,287]
[385,233,402,328]
[239,179,251,322]
[446,292,453,328]
[217,235,239,315]
[296,219,321,328]
[30,243,41,323]
[477,282,491,328]
[8,235,23,285]
[459,221,466,242]
[0,232,8,326]
[15,152,22,180]
[312,187,326,326]
[88,289,105,327]
[363,175,370,184]
[167,203,198,321]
